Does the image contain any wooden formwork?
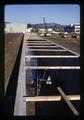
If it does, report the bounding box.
[25,33,80,116]
[24,87,80,115]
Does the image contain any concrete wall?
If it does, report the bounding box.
[14,34,26,116]
[5,23,27,33]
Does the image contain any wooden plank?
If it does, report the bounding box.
[25,41,51,43]
[24,95,80,102]
[25,40,47,41]
[26,43,52,45]
[27,49,67,51]
[57,87,79,115]
[25,55,79,58]
[26,46,59,47]
[25,66,80,70]
[26,42,53,45]
[25,42,55,45]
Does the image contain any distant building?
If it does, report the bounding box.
[26,28,33,32]
[64,25,74,33]
[47,28,53,32]
[5,23,27,33]
[64,23,80,33]
[38,29,45,33]
[73,23,80,33]
[55,28,64,32]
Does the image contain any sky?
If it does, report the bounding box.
[5,4,80,25]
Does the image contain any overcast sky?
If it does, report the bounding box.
[5,4,80,25]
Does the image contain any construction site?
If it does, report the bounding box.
[5,18,80,116]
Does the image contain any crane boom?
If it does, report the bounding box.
[43,17,47,29]
[39,17,51,37]
[43,17,47,35]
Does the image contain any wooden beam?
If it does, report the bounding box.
[26,43,53,45]
[25,55,79,58]
[27,49,67,51]
[25,41,51,43]
[26,40,46,41]
[25,40,49,43]
[57,87,79,115]
[25,66,80,70]
[24,95,80,102]
[26,46,59,48]
[27,43,53,46]
[26,41,47,42]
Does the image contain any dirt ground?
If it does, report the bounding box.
[44,34,80,54]
[5,33,23,93]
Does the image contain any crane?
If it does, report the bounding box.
[39,17,51,37]
[43,17,48,36]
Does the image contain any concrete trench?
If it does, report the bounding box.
[25,33,80,115]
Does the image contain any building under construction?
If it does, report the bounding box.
[4,30,80,116]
